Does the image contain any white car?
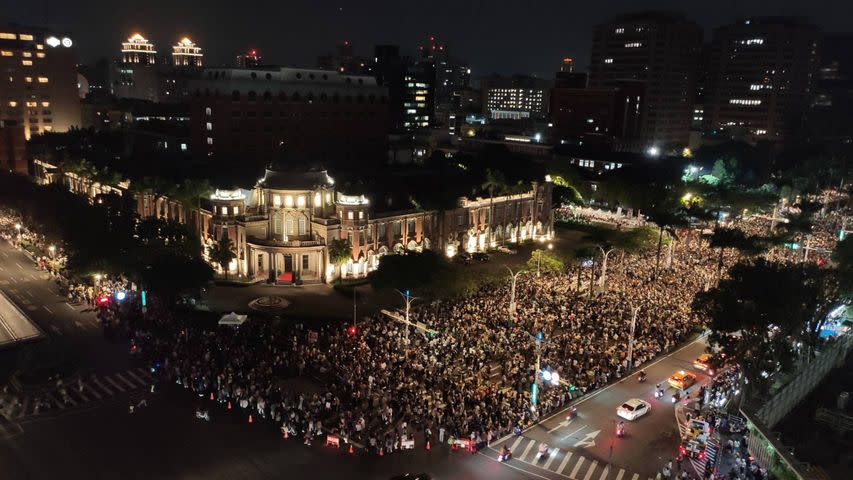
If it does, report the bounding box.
[617,398,651,421]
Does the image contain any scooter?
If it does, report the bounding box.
[616,424,625,438]
[498,448,512,462]
[195,409,210,421]
[534,443,550,461]
[566,406,578,421]
[671,391,681,404]
[638,371,647,383]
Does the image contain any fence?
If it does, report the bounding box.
[755,333,853,428]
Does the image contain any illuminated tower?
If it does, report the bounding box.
[121,33,156,65]
[172,37,202,67]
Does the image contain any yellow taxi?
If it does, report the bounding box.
[693,354,713,371]
[668,370,697,390]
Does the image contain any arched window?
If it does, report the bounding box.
[231,90,240,101]
[248,91,257,100]
[250,72,257,79]
[298,216,306,235]
[205,107,212,116]
[263,91,272,101]
[265,73,272,80]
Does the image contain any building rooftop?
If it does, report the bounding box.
[257,167,334,191]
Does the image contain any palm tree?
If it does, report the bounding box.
[481,169,507,243]
[208,232,236,280]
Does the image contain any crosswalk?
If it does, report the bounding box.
[0,368,154,424]
[492,436,653,480]
[688,440,718,474]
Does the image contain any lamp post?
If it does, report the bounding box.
[396,289,418,343]
[597,246,616,289]
[536,243,554,277]
[627,306,639,370]
[505,265,523,320]
[14,223,21,245]
[48,245,56,258]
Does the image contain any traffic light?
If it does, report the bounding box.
[96,296,110,306]
[347,325,358,336]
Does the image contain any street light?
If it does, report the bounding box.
[395,289,419,343]
[536,244,553,277]
[48,245,56,256]
[14,223,21,244]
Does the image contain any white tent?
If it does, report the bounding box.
[218,312,248,326]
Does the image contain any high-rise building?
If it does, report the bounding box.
[0,25,81,141]
[481,75,550,121]
[419,36,469,126]
[807,33,853,148]
[550,81,643,147]
[705,17,820,144]
[114,33,161,102]
[373,45,407,132]
[189,66,388,177]
[237,48,262,68]
[122,33,156,65]
[317,41,372,75]
[589,12,702,150]
[0,119,26,173]
[403,62,434,131]
[172,37,203,67]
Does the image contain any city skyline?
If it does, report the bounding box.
[5,0,851,76]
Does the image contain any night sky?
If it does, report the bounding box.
[3,0,850,77]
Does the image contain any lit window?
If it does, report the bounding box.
[19,34,34,41]
[206,137,213,145]
[25,76,32,82]
[41,101,49,107]
[26,101,37,107]
[7,101,17,107]
[205,122,212,131]
[326,193,331,203]
[358,211,364,219]
[729,98,762,106]
[44,125,52,131]
[0,51,12,57]
[348,211,354,220]
[37,76,49,83]
[285,195,293,207]
[604,58,613,64]
[36,44,43,50]
[233,206,240,215]
[0,33,16,40]
[22,52,32,58]
[22,60,33,66]
[615,28,624,34]
[314,193,321,206]
[221,206,229,215]
[36,52,45,58]
[273,195,281,207]
[624,42,642,48]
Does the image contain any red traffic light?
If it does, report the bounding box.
[97,296,110,305]
[346,325,357,336]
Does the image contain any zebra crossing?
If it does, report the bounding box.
[0,368,154,423]
[491,436,653,480]
[688,440,718,474]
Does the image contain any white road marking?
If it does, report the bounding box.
[74,320,84,329]
[125,370,146,385]
[548,418,573,433]
[43,305,53,314]
[570,456,586,479]
[543,448,560,469]
[104,376,126,392]
[519,439,537,462]
[15,262,22,269]
[49,325,62,335]
[557,451,574,474]
[615,468,625,480]
[561,424,587,441]
[114,372,137,389]
[65,302,75,310]
[583,461,599,480]
[509,436,524,452]
[631,473,640,480]
[85,383,102,400]
[91,377,114,395]
[46,391,66,410]
[573,429,600,448]
[599,465,610,480]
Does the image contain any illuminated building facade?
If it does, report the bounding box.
[705,18,819,143]
[121,33,156,65]
[403,62,434,130]
[0,25,81,143]
[237,48,262,68]
[172,37,203,67]
[589,12,702,150]
[481,75,550,121]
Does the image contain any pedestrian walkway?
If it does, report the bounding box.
[0,368,154,422]
[487,436,653,480]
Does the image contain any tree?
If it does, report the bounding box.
[482,169,507,231]
[645,205,689,280]
[328,238,353,267]
[207,232,236,280]
[369,250,449,292]
[527,249,564,275]
[694,260,839,397]
[709,227,767,279]
[832,237,853,296]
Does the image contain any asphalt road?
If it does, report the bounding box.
[484,337,711,480]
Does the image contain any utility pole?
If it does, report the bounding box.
[352,288,357,331]
[627,306,638,369]
[396,289,418,343]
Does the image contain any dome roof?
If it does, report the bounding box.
[257,168,334,190]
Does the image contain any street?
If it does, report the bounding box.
[484,338,710,480]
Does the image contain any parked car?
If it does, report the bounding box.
[472,252,490,262]
[453,252,472,265]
